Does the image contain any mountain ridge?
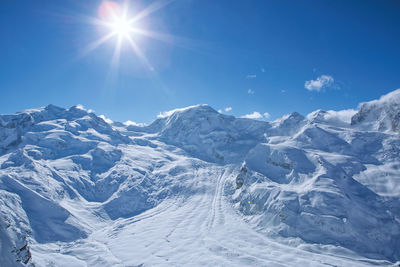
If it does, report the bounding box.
[0,90,400,266]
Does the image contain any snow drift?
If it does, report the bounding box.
[1,90,400,266]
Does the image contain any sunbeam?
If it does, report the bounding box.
[129,0,174,24]
[79,31,116,58]
[81,0,175,75]
[80,0,210,77]
[126,35,154,71]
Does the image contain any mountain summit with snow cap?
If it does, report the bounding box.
[1,90,400,266]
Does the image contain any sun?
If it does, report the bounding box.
[98,1,134,40]
[110,17,132,38]
[83,0,154,71]
[83,0,181,74]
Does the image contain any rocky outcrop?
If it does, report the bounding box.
[351,89,400,133]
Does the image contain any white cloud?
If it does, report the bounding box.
[224,107,232,112]
[124,120,147,127]
[248,89,255,94]
[241,111,271,120]
[241,111,263,119]
[246,74,256,79]
[281,89,286,93]
[218,109,222,113]
[326,109,357,123]
[305,75,334,92]
[306,109,357,124]
[157,111,174,118]
[261,68,265,73]
[99,114,113,124]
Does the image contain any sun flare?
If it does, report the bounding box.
[109,16,133,38]
[99,1,135,40]
[84,0,177,74]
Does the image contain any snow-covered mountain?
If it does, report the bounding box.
[1,90,400,266]
[351,89,400,132]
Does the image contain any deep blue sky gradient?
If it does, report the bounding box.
[1,0,400,123]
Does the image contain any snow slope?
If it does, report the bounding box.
[1,90,400,266]
[351,89,400,132]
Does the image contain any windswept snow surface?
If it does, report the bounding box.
[1,91,400,266]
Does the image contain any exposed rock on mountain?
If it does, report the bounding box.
[1,90,400,266]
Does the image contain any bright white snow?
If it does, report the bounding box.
[1,90,400,266]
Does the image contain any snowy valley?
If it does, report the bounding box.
[1,90,400,266]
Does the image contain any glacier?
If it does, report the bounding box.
[1,90,400,266]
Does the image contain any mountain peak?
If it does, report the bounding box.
[373,88,400,104]
[351,89,400,132]
[157,104,218,120]
[45,104,65,112]
[1,93,400,264]
[270,112,306,136]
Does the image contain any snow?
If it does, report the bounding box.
[1,90,400,266]
[307,109,357,126]
[351,88,400,132]
[157,104,207,118]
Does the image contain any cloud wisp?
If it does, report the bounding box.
[241,111,270,120]
[124,120,147,127]
[305,75,334,92]
[246,74,257,79]
[248,89,255,94]
[241,111,262,119]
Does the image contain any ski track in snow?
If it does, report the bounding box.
[34,166,389,267]
[2,93,400,266]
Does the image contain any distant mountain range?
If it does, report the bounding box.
[1,90,399,266]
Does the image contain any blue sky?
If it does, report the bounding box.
[1,0,400,123]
